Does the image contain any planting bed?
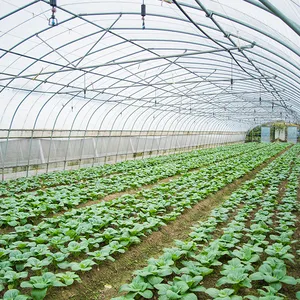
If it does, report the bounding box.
[113,145,300,300]
[0,143,298,300]
[0,143,259,197]
[0,143,268,228]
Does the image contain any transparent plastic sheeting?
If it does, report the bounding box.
[0,133,245,168]
[0,0,300,177]
[0,0,299,133]
[261,126,270,143]
[0,132,245,180]
[287,126,298,143]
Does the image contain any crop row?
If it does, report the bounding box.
[113,145,300,300]
[0,144,291,299]
[0,143,258,196]
[0,143,276,228]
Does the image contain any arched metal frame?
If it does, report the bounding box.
[0,0,299,178]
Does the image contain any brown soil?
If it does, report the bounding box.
[45,147,288,300]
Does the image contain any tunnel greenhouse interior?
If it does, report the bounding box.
[0,1,300,300]
[0,0,299,179]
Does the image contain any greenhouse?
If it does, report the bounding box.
[0,0,299,299]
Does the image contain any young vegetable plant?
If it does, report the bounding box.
[173,274,206,293]
[2,289,29,300]
[245,285,286,300]
[154,280,200,300]
[250,258,297,290]
[55,271,81,286]
[20,272,65,300]
[117,276,153,299]
[264,243,295,263]
[216,267,252,292]
[205,288,243,300]
[3,271,28,289]
[230,244,262,269]
[220,258,254,276]
[269,232,297,245]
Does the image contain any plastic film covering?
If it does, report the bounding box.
[0,0,299,178]
[261,126,271,142]
[287,126,298,143]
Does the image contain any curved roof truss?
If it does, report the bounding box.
[0,0,299,134]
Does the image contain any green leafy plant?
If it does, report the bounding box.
[3,270,28,289]
[2,289,29,300]
[179,260,213,277]
[56,271,81,286]
[154,280,199,300]
[220,258,254,276]
[217,267,252,292]
[265,243,294,263]
[69,259,96,272]
[231,245,261,264]
[24,257,52,271]
[245,285,286,300]
[205,288,243,300]
[118,276,153,299]
[250,258,297,290]
[173,274,206,293]
[21,272,65,300]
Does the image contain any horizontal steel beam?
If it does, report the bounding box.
[0,45,253,82]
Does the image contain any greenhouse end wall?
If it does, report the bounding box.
[0,130,246,180]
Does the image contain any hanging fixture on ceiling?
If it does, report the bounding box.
[230,57,233,90]
[48,0,58,26]
[141,1,146,29]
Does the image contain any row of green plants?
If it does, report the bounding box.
[245,162,300,300]
[0,143,256,196]
[0,144,288,299]
[0,143,275,228]
[112,145,300,299]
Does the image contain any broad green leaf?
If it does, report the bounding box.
[140,290,153,299]
[205,288,220,297]
[20,281,33,288]
[165,290,181,299]
[281,276,297,285]
[31,288,47,300]
[249,272,264,281]
[181,293,197,300]
[148,275,163,285]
